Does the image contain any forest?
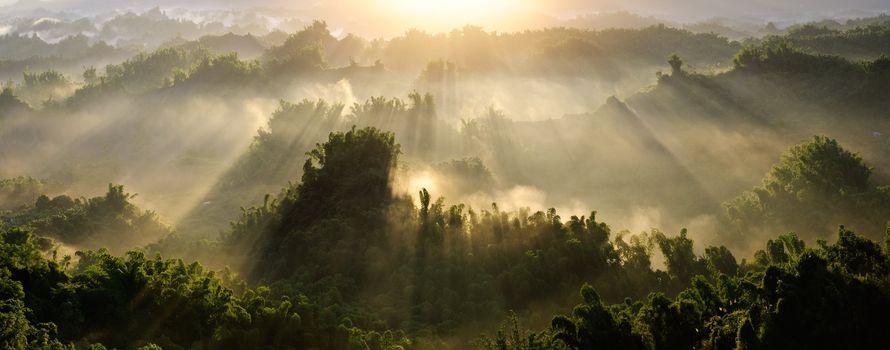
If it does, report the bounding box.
[1,1,890,349]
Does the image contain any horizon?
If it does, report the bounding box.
[1,1,890,349]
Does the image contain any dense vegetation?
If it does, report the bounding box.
[723,136,890,246]
[482,225,890,350]
[3,128,889,349]
[758,23,890,60]
[2,7,890,350]
[0,226,409,349]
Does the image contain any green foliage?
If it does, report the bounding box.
[493,227,890,350]
[350,92,454,161]
[0,227,71,349]
[264,21,335,63]
[0,225,408,350]
[214,130,675,342]
[654,229,708,291]
[66,47,207,106]
[821,225,887,276]
[204,126,869,345]
[377,24,739,76]
[173,53,263,88]
[82,66,97,85]
[770,137,870,193]
[724,136,890,244]
[233,126,400,282]
[261,21,339,77]
[0,299,71,350]
[668,54,684,76]
[551,285,645,350]
[177,92,456,240]
[703,246,739,276]
[733,41,856,74]
[22,69,68,88]
[8,184,172,253]
[13,69,75,107]
[477,314,564,350]
[772,22,890,60]
[293,126,401,223]
[104,47,203,90]
[0,33,123,62]
[3,15,890,350]
[4,129,890,349]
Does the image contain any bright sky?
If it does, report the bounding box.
[382,0,528,19]
[3,0,890,30]
[370,0,537,31]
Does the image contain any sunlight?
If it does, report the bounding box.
[408,172,438,194]
[3,1,887,347]
[382,0,527,29]
[390,0,510,15]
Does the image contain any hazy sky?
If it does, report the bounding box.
[2,0,889,31]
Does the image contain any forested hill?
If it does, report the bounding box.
[0,22,746,231]
[1,12,890,350]
[1,128,889,349]
[155,43,890,242]
[621,45,890,204]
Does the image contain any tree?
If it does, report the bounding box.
[635,293,699,350]
[704,246,739,276]
[551,285,645,350]
[654,229,706,290]
[82,67,97,85]
[724,136,890,245]
[668,54,684,76]
[26,184,171,253]
[243,126,401,282]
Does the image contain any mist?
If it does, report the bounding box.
[1,2,890,350]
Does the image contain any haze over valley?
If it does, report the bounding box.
[1,1,890,349]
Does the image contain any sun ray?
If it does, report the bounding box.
[380,0,530,31]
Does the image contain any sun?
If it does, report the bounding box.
[381,0,527,31]
[391,0,509,15]
[408,172,438,194]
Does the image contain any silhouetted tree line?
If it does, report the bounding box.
[1,128,889,349]
[480,224,890,350]
[755,22,890,60]
[0,15,889,348]
[2,129,889,349]
[0,226,409,349]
